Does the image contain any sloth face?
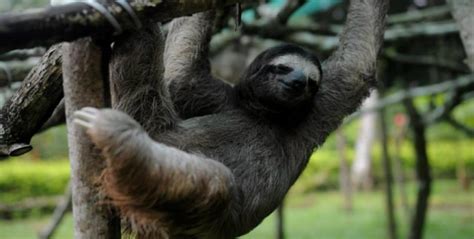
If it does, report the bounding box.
[237,44,322,113]
[251,63,318,109]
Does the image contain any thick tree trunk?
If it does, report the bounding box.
[62,38,120,238]
[0,45,63,157]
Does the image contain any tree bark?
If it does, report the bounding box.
[0,45,63,157]
[62,38,120,238]
[404,98,432,239]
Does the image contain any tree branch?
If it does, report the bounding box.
[0,45,63,158]
[0,0,255,53]
[345,74,474,123]
[275,0,306,25]
[0,60,39,88]
[403,97,432,239]
[424,81,474,124]
[39,98,65,132]
[388,5,451,25]
[445,115,474,137]
[0,48,45,61]
[384,50,470,73]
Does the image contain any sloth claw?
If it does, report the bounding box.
[73,107,100,129]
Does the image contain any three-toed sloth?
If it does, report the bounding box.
[74,0,388,238]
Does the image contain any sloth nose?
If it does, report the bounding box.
[281,69,307,91]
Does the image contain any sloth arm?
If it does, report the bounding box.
[301,0,389,145]
[74,108,237,223]
[164,11,233,119]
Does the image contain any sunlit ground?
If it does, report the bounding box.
[0,180,472,239]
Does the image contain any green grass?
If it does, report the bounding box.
[244,180,474,239]
[0,180,472,239]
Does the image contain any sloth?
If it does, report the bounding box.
[73,0,388,238]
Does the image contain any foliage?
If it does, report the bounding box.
[0,159,69,204]
[295,136,474,192]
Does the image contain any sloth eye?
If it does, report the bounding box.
[308,78,319,91]
[269,64,293,75]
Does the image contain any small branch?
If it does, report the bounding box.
[39,98,65,132]
[0,48,45,61]
[236,20,458,55]
[403,97,432,239]
[388,5,451,25]
[240,0,314,41]
[0,60,39,88]
[276,203,285,239]
[0,0,255,53]
[275,0,306,25]
[38,182,72,239]
[384,50,470,73]
[385,21,458,41]
[0,196,61,219]
[379,97,398,239]
[445,115,474,137]
[424,81,474,124]
[345,74,474,123]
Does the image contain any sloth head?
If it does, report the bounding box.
[236,44,322,116]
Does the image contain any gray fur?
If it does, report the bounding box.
[77,0,389,238]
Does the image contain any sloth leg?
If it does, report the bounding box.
[109,23,178,136]
[164,11,232,118]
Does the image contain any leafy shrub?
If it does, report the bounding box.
[0,159,70,204]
